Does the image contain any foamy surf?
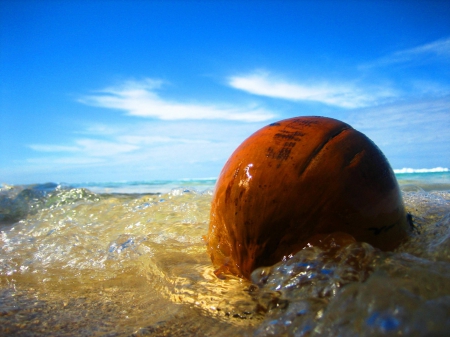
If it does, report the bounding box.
[394,167,449,174]
[0,174,449,336]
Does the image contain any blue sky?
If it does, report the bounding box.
[1,1,449,184]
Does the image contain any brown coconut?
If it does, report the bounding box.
[206,116,408,279]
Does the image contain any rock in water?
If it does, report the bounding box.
[206,116,408,279]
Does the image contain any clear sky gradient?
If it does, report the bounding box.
[1,1,449,184]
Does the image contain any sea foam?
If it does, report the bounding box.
[394,167,449,174]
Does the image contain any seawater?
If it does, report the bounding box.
[0,172,449,336]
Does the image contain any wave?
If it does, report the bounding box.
[394,167,449,174]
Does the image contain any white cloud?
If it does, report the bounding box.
[228,71,396,108]
[75,139,139,157]
[322,95,450,170]
[29,144,80,152]
[24,119,271,181]
[78,79,276,122]
[361,37,450,68]
[27,157,105,166]
[118,135,210,145]
[29,139,139,157]
[348,96,450,133]
[402,37,450,58]
[345,96,450,165]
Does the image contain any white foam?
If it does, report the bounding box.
[394,167,449,174]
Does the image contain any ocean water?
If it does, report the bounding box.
[1,170,449,336]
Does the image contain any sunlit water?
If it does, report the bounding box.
[1,173,449,336]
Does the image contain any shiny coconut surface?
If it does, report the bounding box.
[206,116,409,279]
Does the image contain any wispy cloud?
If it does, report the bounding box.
[25,119,271,181]
[30,139,139,157]
[78,79,276,122]
[361,37,450,68]
[346,96,450,163]
[230,37,450,108]
[117,135,210,145]
[27,157,105,166]
[228,71,396,108]
[400,37,450,57]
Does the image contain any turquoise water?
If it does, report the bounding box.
[1,171,449,336]
[70,178,218,194]
[395,170,450,191]
[68,170,450,193]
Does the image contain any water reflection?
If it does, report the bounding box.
[0,184,449,336]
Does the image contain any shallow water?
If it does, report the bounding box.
[0,178,449,336]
